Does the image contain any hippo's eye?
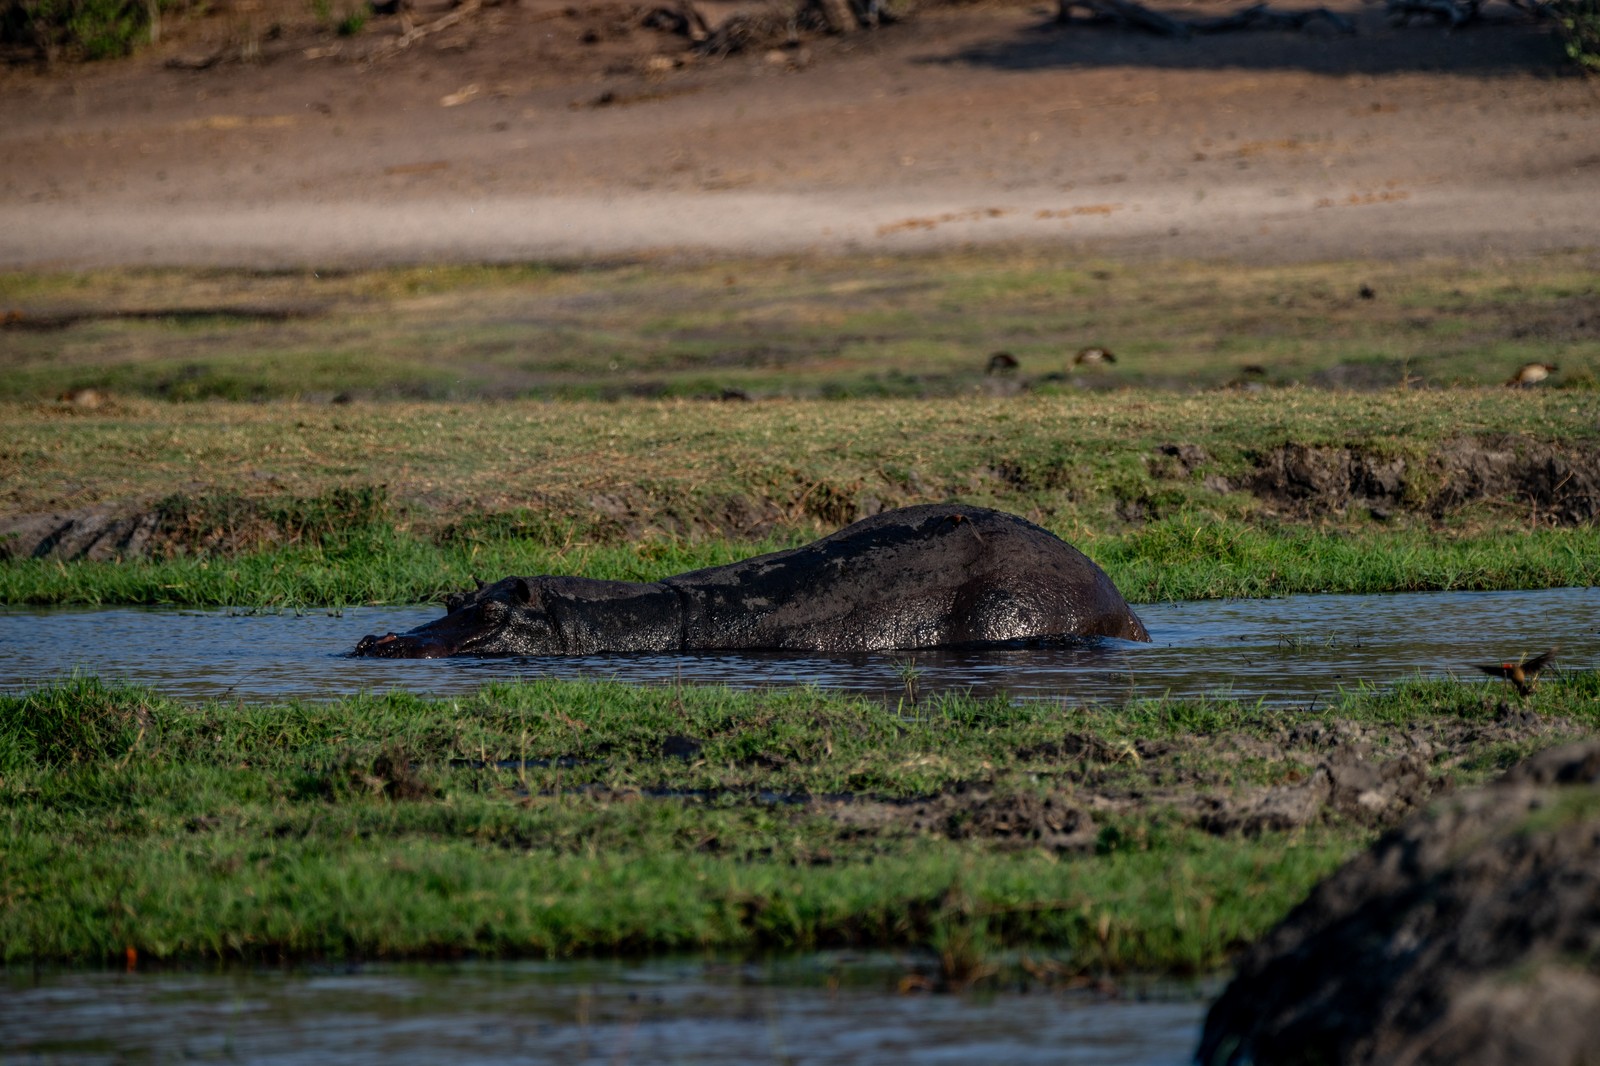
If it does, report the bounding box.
[479,600,509,623]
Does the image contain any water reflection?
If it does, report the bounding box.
[0,956,1206,1066]
[1,587,1595,705]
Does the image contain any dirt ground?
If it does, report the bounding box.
[1,0,1597,269]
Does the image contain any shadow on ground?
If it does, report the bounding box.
[933,2,1573,75]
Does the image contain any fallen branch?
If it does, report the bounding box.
[367,0,482,61]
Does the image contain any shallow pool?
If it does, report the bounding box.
[2,587,1593,705]
[1,956,1209,1066]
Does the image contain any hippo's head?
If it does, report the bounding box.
[352,577,559,658]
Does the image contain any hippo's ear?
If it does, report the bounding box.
[514,578,535,605]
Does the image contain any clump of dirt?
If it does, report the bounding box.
[477,707,1572,869]
[1196,749,1434,835]
[585,488,791,542]
[1247,437,1600,523]
[308,743,440,802]
[945,787,1097,851]
[1015,730,1149,765]
[1148,442,1211,480]
[1248,442,1408,513]
[0,502,164,562]
[1430,436,1600,523]
[1199,739,1600,1066]
[815,785,1099,853]
[964,709,1566,842]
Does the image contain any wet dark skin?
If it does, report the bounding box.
[353,505,1151,658]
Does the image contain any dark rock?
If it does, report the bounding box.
[1198,739,1600,1066]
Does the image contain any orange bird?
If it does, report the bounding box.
[1474,649,1557,696]
[1504,362,1557,387]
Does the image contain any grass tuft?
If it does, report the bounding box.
[0,676,151,770]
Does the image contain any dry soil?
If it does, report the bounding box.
[2,0,1597,269]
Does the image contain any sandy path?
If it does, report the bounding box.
[2,2,1597,268]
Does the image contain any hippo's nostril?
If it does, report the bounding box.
[353,633,404,657]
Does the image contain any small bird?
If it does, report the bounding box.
[1074,346,1116,366]
[986,351,1019,375]
[58,386,103,409]
[1358,283,1376,300]
[1474,649,1557,697]
[1505,362,1558,387]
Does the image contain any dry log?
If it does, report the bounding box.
[368,0,482,60]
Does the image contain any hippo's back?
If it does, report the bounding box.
[668,504,1149,651]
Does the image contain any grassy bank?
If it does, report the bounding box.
[5,674,1597,971]
[8,391,1597,524]
[5,386,1598,606]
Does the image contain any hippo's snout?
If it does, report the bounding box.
[352,632,452,659]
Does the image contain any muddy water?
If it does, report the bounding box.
[1,588,1595,705]
[1,957,1207,1065]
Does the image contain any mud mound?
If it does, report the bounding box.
[816,785,1099,853]
[1198,739,1600,1066]
[0,503,163,563]
[811,712,1565,849]
[1196,749,1433,835]
[0,487,390,562]
[1248,437,1600,523]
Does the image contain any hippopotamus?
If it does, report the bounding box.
[352,504,1149,658]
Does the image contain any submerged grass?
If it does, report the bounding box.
[6,674,1595,968]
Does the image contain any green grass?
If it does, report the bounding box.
[2,252,1595,402]
[1553,0,1600,70]
[1,0,158,60]
[3,517,1597,608]
[6,674,1595,968]
[4,389,1596,520]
